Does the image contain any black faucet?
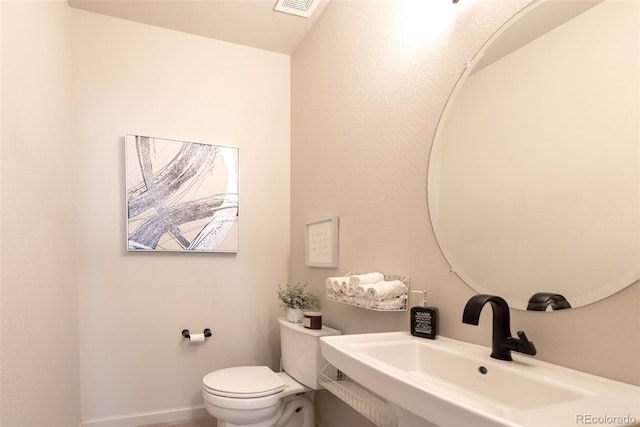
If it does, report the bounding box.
[526,292,571,311]
[462,294,537,361]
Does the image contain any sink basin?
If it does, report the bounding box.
[320,332,640,426]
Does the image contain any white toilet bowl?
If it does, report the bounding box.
[202,367,313,427]
[202,319,341,427]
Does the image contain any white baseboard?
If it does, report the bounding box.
[81,405,210,427]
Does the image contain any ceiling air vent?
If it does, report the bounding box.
[274,0,320,18]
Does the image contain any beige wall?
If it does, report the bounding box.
[2,1,638,426]
[1,1,80,426]
[291,1,639,426]
[71,9,291,423]
[1,4,291,424]
[1,2,3,422]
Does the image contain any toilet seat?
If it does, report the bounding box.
[203,371,307,413]
[203,366,286,399]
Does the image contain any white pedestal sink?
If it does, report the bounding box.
[320,332,640,427]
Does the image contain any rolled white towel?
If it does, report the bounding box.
[339,280,347,293]
[366,280,408,300]
[355,295,374,307]
[348,272,384,287]
[324,277,334,289]
[378,294,408,310]
[331,279,342,292]
[355,283,376,296]
[378,299,400,310]
[340,278,356,296]
[326,277,341,289]
[327,289,336,299]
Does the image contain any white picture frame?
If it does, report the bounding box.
[305,217,339,268]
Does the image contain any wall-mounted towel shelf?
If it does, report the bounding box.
[326,272,410,312]
[319,364,398,427]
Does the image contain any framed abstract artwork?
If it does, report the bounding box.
[125,134,239,252]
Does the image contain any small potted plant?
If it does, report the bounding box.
[277,282,319,323]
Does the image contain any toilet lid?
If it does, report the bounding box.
[203,366,286,398]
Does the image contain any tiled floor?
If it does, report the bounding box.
[139,416,217,427]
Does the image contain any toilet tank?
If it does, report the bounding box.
[278,317,341,390]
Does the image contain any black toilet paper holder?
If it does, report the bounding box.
[182,328,212,340]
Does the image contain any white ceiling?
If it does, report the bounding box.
[67,0,330,55]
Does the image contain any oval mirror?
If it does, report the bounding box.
[428,0,639,310]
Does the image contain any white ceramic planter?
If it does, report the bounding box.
[286,308,304,323]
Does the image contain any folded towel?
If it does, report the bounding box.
[326,277,342,290]
[348,272,384,287]
[331,279,342,292]
[366,280,408,299]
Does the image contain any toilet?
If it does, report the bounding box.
[202,317,341,427]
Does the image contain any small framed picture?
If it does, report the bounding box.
[305,217,339,268]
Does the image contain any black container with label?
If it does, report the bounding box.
[410,290,439,339]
